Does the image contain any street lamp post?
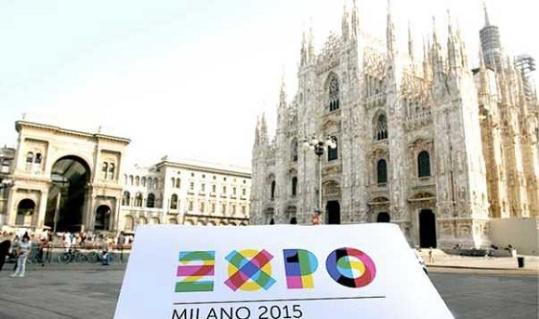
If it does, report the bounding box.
[302,135,337,224]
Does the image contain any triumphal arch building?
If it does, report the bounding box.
[4,121,130,233]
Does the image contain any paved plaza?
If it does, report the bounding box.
[0,266,537,319]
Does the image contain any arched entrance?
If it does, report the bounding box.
[326,201,341,224]
[419,209,437,248]
[377,212,390,223]
[94,205,111,231]
[16,199,35,226]
[45,156,90,232]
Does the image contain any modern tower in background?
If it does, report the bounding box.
[480,3,503,71]
[515,54,537,101]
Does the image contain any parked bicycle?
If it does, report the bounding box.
[87,250,115,264]
[57,249,88,264]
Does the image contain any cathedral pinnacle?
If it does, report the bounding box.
[300,30,307,66]
[386,0,396,56]
[351,0,359,38]
[342,3,350,40]
[279,75,287,109]
[408,21,414,64]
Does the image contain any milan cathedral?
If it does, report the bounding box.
[250,1,538,249]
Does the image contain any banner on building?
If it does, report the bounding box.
[114,224,453,319]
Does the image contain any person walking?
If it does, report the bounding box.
[11,234,31,278]
[0,238,11,271]
[11,235,20,272]
[38,230,49,266]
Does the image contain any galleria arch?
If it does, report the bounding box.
[4,121,130,232]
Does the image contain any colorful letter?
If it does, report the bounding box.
[283,249,318,289]
[326,248,376,288]
[225,249,276,292]
[175,251,215,293]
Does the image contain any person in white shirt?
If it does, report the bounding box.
[63,233,72,252]
[11,234,31,277]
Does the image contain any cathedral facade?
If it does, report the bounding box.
[250,2,539,249]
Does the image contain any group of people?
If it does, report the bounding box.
[0,229,134,277]
[0,231,33,277]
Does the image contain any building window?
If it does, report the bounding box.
[129,175,134,185]
[375,114,388,140]
[146,193,155,208]
[201,184,206,192]
[232,205,236,215]
[222,204,227,214]
[212,185,217,193]
[418,151,431,177]
[200,202,205,213]
[291,177,298,197]
[26,152,34,163]
[328,138,338,161]
[171,177,175,188]
[377,159,388,185]
[102,162,108,179]
[291,139,298,162]
[328,75,340,111]
[242,188,246,196]
[188,201,194,211]
[241,206,246,215]
[170,194,178,210]
[122,191,131,206]
[35,153,42,164]
[148,178,153,189]
[135,193,143,207]
[211,203,216,214]
[135,176,140,186]
[233,187,236,195]
[176,178,181,188]
[223,186,227,194]
[189,182,194,191]
[142,176,146,187]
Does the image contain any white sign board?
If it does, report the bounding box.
[115,224,453,319]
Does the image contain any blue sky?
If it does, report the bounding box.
[1,0,537,167]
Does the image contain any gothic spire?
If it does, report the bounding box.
[351,0,359,38]
[260,113,268,143]
[341,3,350,41]
[308,22,315,62]
[447,10,458,70]
[300,30,307,66]
[408,21,415,64]
[386,0,396,56]
[254,116,260,145]
[279,75,287,109]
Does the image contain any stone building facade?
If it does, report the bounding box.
[250,2,538,249]
[0,121,130,233]
[0,122,251,234]
[120,158,251,231]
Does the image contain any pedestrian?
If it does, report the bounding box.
[38,230,49,266]
[63,233,72,252]
[428,247,434,263]
[311,209,322,225]
[11,235,20,271]
[0,238,11,271]
[117,231,125,262]
[100,235,110,266]
[11,234,31,278]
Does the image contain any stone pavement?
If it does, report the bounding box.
[0,266,537,319]
[418,250,539,272]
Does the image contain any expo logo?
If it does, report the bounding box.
[175,248,376,293]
